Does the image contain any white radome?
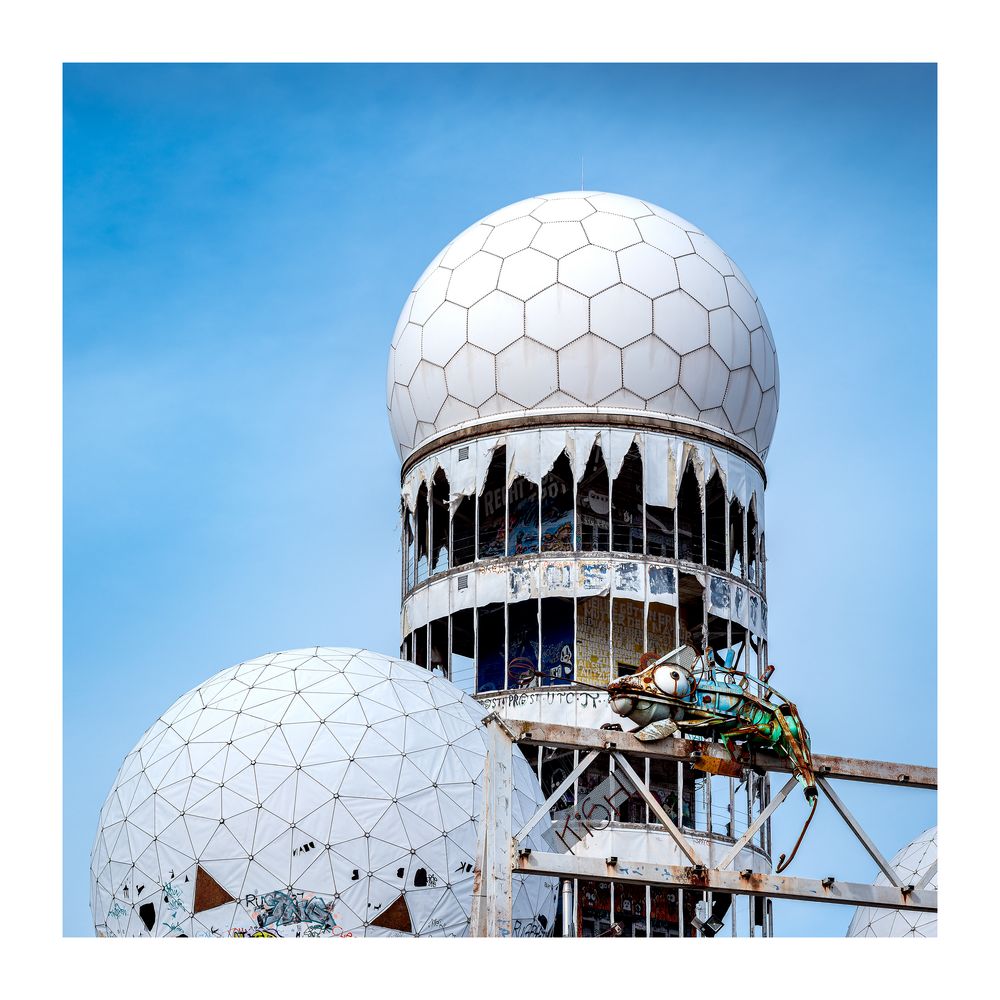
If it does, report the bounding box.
[387,191,779,461]
[846,826,937,938]
[91,647,557,937]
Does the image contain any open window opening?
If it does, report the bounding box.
[678,572,705,653]
[577,443,609,551]
[451,609,475,694]
[429,616,448,680]
[705,470,726,571]
[676,460,703,564]
[507,599,539,688]
[541,451,573,552]
[576,595,610,687]
[414,482,429,585]
[645,502,675,559]
[612,597,644,677]
[508,476,539,555]
[413,624,428,669]
[401,633,411,663]
[430,470,449,576]
[540,596,574,685]
[475,602,505,693]
[759,531,766,593]
[611,443,643,555]
[477,447,506,559]
[747,498,758,585]
[403,505,415,591]
[452,495,475,567]
[728,498,744,577]
[649,887,682,937]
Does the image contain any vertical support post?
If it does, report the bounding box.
[471,714,514,937]
[561,879,575,937]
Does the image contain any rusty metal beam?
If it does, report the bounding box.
[512,721,936,789]
[516,852,937,913]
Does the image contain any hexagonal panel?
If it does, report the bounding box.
[679,345,729,410]
[622,335,681,400]
[725,275,761,332]
[538,389,584,407]
[393,322,423,384]
[496,338,559,407]
[756,387,778,451]
[582,212,642,252]
[389,384,418,451]
[559,244,619,296]
[728,257,758,301]
[447,252,502,308]
[677,254,729,310]
[557,333,622,404]
[409,361,448,422]
[444,343,496,407]
[440,223,492,269]
[524,284,589,351]
[590,284,653,347]
[722,366,763,434]
[467,290,524,354]
[637,216,694,257]
[709,308,752,369]
[497,248,557,300]
[412,246,448,291]
[436,395,479,429]
[531,197,595,223]
[617,242,679,298]
[587,193,652,218]
[482,196,544,225]
[652,290,710,355]
[478,393,520,417]
[644,203,701,233]
[689,232,733,276]
[700,406,733,432]
[648,384,700,420]
[391,292,415,345]
[421,301,467,366]
[482,216,540,258]
[410,267,451,324]
[750,325,776,392]
[600,388,646,407]
[531,220,589,258]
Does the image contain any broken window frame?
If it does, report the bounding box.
[676,459,703,565]
[477,447,507,560]
[430,469,449,576]
[576,443,610,552]
[611,443,644,556]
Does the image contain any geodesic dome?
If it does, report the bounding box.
[387,191,779,461]
[91,647,557,937]
[846,825,937,938]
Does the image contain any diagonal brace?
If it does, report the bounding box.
[717,776,798,871]
[816,776,905,889]
[914,859,937,891]
[611,751,704,866]
[513,749,602,844]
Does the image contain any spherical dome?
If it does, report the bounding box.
[91,647,557,937]
[387,191,779,461]
[846,826,937,938]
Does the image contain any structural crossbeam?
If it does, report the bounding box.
[510,720,937,789]
[516,851,937,913]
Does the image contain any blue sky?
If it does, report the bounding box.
[64,63,936,936]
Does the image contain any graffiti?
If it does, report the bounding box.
[160,880,186,934]
[553,768,640,851]
[292,840,317,857]
[252,889,339,932]
[231,927,280,938]
[108,902,127,921]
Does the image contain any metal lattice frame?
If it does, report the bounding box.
[470,718,937,936]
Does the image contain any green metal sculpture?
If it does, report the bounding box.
[606,645,817,871]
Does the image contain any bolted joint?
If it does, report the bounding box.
[821,876,836,888]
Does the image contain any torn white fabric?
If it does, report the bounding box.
[539,429,570,480]
[475,436,504,497]
[540,560,574,597]
[577,561,611,597]
[426,577,450,624]
[407,587,430,630]
[569,427,600,482]
[507,430,541,488]
[508,562,538,603]
[643,433,671,508]
[601,429,637,482]
[708,575,731,618]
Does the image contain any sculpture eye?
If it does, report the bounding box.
[653,664,692,698]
